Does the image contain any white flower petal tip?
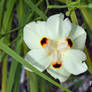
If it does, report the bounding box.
[47,65,71,82]
[62,49,88,75]
[23,13,87,82]
[78,62,88,74]
[24,49,50,72]
[47,13,64,22]
[71,62,88,75]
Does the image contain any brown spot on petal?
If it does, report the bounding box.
[40,37,49,47]
[66,38,73,48]
[51,62,62,69]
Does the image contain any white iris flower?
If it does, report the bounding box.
[23,13,88,82]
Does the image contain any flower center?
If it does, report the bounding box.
[40,37,72,69]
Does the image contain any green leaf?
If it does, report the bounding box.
[1,55,8,92]
[29,72,38,92]
[40,78,47,92]
[81,8,92,31]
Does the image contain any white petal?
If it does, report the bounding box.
[46,13,64,39]
[23,21,48,49]
[47,14,72,39]
[58,18,72,39]
[47,65,71,82]
[69,24,87,50]
[24,49,50,72]
[62,49,88,75]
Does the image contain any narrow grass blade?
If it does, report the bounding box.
[40,78,46,92]
[47,4,91,9]
[29,72,38,92]
[1,0,16,33]
[57,0,68,3]
[6,59,18,92]
[13,64,22,92]
[1,55,8,92]
[0,0,5,30]
[80,8,92,31]
[0,52,5,62]
[84,47,92,74]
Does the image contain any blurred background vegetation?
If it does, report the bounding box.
[0,0,92,92]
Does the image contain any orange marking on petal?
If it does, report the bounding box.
[40,37,49,47]
[66,38,73,48]
[51,62,62,69]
